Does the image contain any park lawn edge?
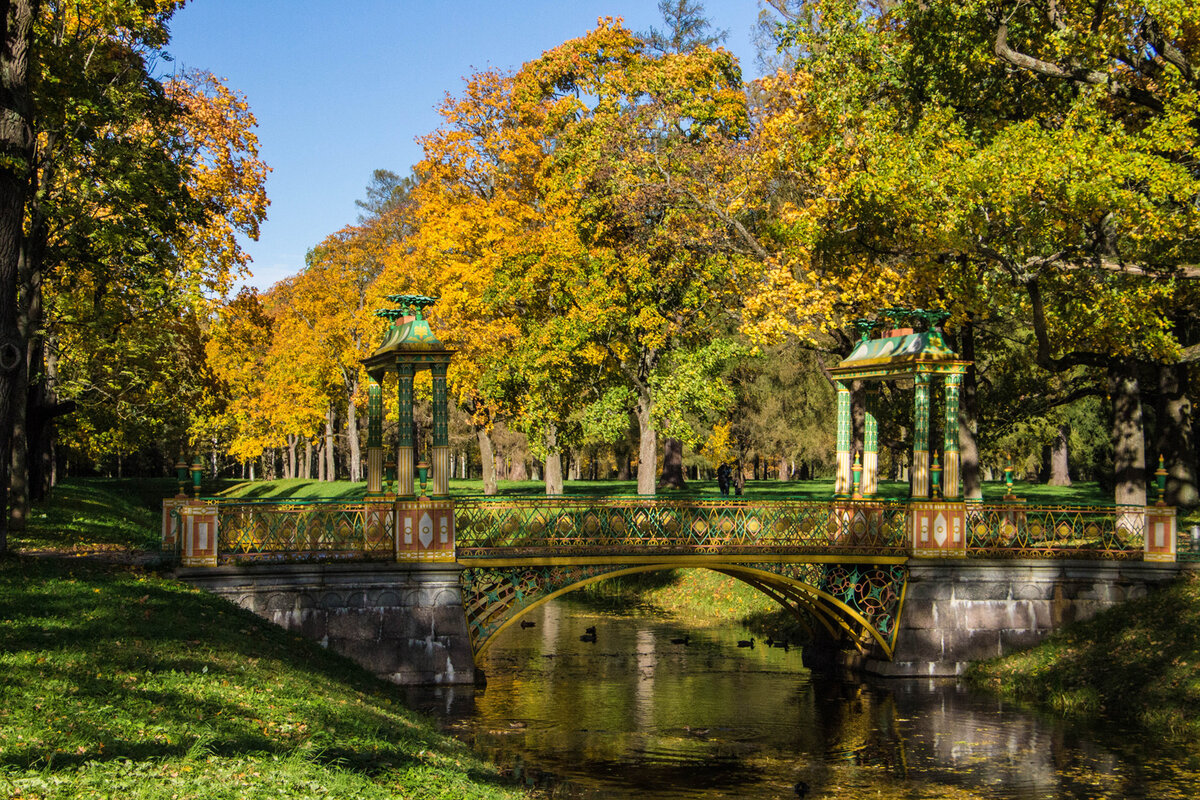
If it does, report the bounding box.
[964,570,1200,740]
[2,481,535,800]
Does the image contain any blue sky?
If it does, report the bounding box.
[167,1,769,291]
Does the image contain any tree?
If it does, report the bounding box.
[502,19,752,495]
[744,0,1200,506]
[0,0,37,553]
[641,0,728,55]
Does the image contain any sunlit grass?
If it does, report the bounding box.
[217,477,1116,504]
[2,482,532,799]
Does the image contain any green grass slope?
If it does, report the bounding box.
[1,480,531,800]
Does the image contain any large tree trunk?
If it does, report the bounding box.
[0,0,36,555]
[634,390,657,496]
[1156,362,1198,507]
[658,437,687,490]
[324,404,336,481]
[285,434,297,479]
[476,424,497,495]
[958,317,982,500]
[1109,362,1146,507]
[543,425,563,495]
[1047,423,1071,486]
[304,439,313,479]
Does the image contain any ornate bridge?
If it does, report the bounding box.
[166,494,1180,673]
[454,497,911,658]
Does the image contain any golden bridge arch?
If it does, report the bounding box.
[460,555,910,661]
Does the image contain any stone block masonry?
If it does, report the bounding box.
[177,562,475,685]
[867,559,1182,677]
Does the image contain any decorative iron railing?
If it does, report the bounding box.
[212,500,393,561]
[965,503,1145,559]
[1177,523,1200,562]
[173,496,1174,563]
[452,497,910,558]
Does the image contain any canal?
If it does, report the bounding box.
[405,600,1200,799]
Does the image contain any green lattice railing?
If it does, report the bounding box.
[453,497,910,558]
[213,500,393,561]
[182,496,1174,563]
[965,503,1146,559]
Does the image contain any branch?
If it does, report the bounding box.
[993,15,1165,114]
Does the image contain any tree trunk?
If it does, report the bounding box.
[0,0,35,554]
[778,456,789,481]
[1109,362,1146,507]
[1047,423,1071,486]
[1156,362,1198,507]
[958,318,982,500]
[543,425,564,495]
[634,390,657,496]
[285,434,297,479]
[304,439,313,479]
[476,424,497,495]
[324,404,336,481]
[509,457,528,481]
[346,377,361,482]
[658,436,687,489]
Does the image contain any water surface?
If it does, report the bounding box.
[406,601,1200,799]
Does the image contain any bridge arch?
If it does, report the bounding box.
[461,560,907,660]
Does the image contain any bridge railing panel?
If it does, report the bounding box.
[214,501,390,561]
[965,503,1145,559]
[453,497,910,557]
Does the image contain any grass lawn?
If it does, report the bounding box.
[1,480,532,800]
[216,476,1119,505]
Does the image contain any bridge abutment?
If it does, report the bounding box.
[176,562,476,685]
[862,559,1181,677]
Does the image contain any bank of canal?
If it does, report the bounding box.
[407,597,1200,799]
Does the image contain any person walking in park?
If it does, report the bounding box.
[717,462,731,496]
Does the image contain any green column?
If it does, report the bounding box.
[396,363,415,497]
[431,362,450,497]
[943,372,962,499]
[913,373,930,498]
[366,377,384,494]
[863,390,878,497]
[835,382,851,497]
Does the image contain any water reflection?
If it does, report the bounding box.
[404,600,1200,799]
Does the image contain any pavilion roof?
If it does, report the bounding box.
[829,310,968,380]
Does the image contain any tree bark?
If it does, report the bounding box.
[658,436,687,489]
[304,439,313,479]
[346,377,361,482]
[1156,362,1198,507]
[0,0,36,554]
[543,425,564,495]
[476,424,497,495]
[1109,361,1146,507]
[285,434,297,479]
[324,404,336,481]
[1047,423,1072,486]
[634,390,658,495]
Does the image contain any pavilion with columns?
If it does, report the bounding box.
[360,294,457,560]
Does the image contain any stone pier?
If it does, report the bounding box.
[177,562,475,685]
[864,559,1182,677]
